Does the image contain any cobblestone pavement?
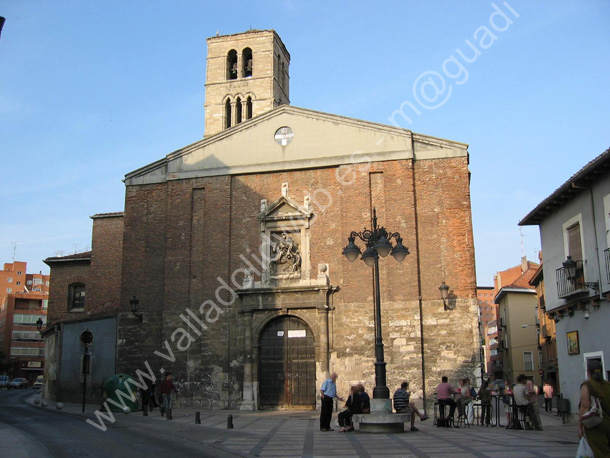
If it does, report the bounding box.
[4,390,580,458]
[178,409,578,457]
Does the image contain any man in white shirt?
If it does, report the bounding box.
[513,374,542,430]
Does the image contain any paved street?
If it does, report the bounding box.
[0,389,579,457]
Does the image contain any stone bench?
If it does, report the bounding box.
[352,412,412,433]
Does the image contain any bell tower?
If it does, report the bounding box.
[204,30,290,137]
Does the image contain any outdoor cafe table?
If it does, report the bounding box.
[490,394,504,427]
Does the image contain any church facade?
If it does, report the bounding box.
[70,30,480,410]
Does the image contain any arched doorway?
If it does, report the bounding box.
[259,316,315,408]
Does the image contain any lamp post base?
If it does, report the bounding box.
[372,386,390,400]
[370,398,392,413]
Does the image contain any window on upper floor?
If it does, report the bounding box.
[68,283,86,311]
[563,214,584,261]
[33,278,42,285]
[13,313,45,326]
[16,281,21,285]
[524,351,534,371]
[17,271,22,275]
[6,288,11,293]
[7,277,12,283]
[567,222,583,261]
[10,347,44,356]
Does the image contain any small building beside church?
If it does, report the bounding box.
[46,29,481,411]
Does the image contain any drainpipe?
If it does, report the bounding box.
[410,140,427,413]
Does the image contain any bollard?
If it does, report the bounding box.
[167,408,172,420]
[227,414,234,429]
[195,411,201,424]
[143,403,148,416]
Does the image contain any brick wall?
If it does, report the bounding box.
[45,260,90,324]
[117,154,479,409]
[88,214,124,315]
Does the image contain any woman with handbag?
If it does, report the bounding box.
[578,360,610,456]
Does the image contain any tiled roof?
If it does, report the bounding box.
[511,267,539,288]
[520,147,610,225]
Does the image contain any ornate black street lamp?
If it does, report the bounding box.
[562,256,599,292]
[342,208,409,399]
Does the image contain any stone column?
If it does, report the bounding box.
[318,306,329,375]
[238,311,255,410]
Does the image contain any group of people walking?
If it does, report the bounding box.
[140,372,179,418]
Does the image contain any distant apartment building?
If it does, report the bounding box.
[0,261,49,383]
[477,286,497,375]
[493,257,541,386]
[529,262,559,395]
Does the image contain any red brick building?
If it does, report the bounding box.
[0,262,49,383]
[44,212,123,325]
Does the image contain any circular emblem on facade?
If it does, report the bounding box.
[274,126,294,146]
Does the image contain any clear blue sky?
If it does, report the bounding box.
[1,1,608,285]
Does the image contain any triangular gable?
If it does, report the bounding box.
[258,195,312,223]
[125,105,468,186]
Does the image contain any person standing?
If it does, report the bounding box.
[543,382,554,412]
[140,378,156,412]
[393,381,429,431]
[436,376,457,422]
[526,379,542,429]
[513,375,542,430]
[478,381,492,426]
[578,360,610,456]
[320,372,344,431]
[503,380,513,426]
[159,372,178,419]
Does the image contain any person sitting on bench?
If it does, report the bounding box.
[393,381,429,432]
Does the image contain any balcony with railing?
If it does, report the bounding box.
[556,259,587,298]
